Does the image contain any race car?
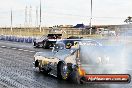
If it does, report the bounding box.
[33,39,106,83]
[33,34,62,49]
[33,39,124,84]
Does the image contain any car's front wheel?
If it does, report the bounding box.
[57,62,69,80]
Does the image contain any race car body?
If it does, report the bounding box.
[33,34,62,49]
[33,39,124,83]
[33,39,102,83]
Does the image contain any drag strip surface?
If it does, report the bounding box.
[0,40,132,88]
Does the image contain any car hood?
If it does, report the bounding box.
[35,49,75,60]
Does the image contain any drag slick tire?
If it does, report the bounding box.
[57,62,82,84]
[68,70,83,84]
[43,41,50,49]
[67,65,83,84]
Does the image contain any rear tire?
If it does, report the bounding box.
[68,70,82,84]
[43,42,50,49]
[33,42,39,48]
[57,62,82,84]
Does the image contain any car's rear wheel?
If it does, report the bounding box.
[68,70,82,84]
[57,62,82,84]
[43,41,50,49]
[34,42,40,48]
[67,65,84,84]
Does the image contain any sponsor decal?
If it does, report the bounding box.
[85,74,131,83]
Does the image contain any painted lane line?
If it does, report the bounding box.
[29,51,35,53]
[18,49,23,51]
[23,50,29,52]
[12,48,17,50]
[1,46,6,48]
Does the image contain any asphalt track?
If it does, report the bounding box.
[0,40,131,88]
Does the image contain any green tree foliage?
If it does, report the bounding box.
[124,16,132,24]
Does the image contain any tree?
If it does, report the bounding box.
[124,16,132,24]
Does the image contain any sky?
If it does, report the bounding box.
[0,0,132,27]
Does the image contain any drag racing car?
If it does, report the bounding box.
[33,34,62,49]
[33,39,124,84]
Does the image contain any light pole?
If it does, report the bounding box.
[89,0,93,35]
[11,9,13,32]
[39,0,42,32]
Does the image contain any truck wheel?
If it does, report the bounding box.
[57,62,68,80]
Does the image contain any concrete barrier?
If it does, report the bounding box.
[0,35,36,43]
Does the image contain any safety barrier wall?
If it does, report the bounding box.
[0,35,36,43]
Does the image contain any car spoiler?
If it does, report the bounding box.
[47,34,62,37]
